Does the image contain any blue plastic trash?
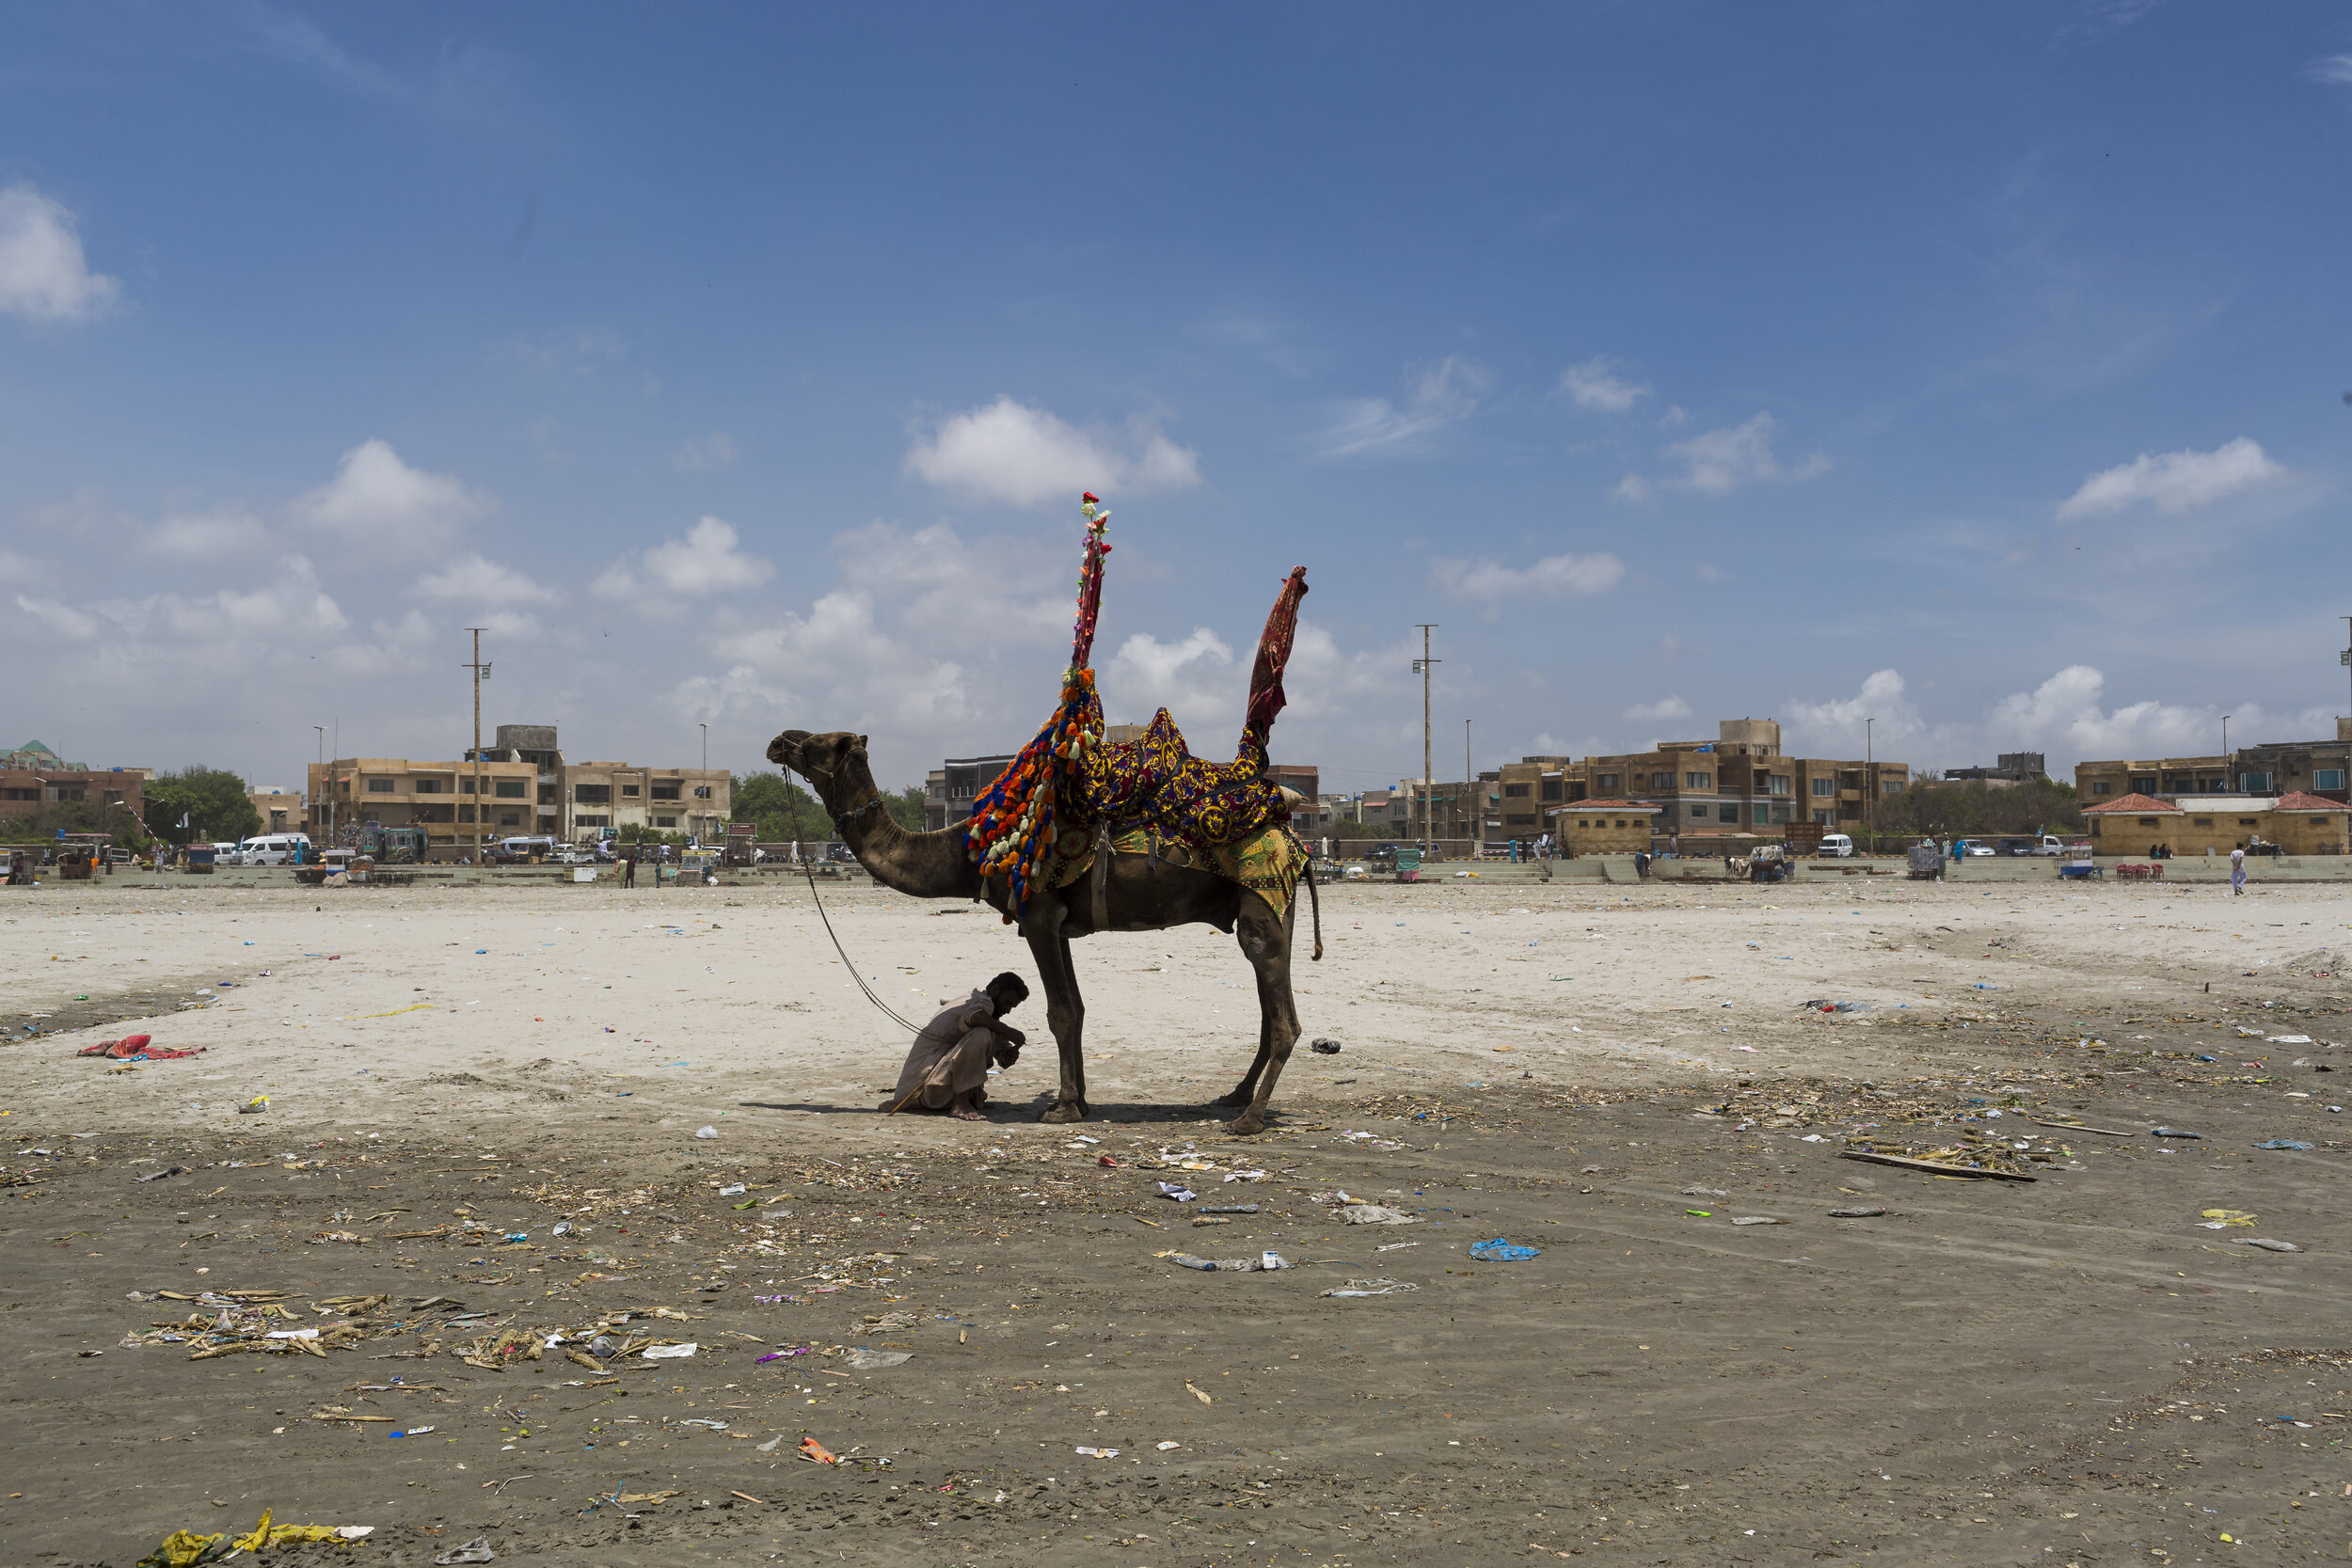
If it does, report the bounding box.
[1470,1237,1541,1262]
[2254,1139,2312,1150]
[2150,1127,2201,1139]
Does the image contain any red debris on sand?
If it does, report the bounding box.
[77,1035,205,1061]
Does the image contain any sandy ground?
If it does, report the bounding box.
[5,871,2351,1565]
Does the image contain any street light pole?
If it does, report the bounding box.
[312,725,325,843]
[1465,718,1474,857]
[1866,717,1875,855]
[2222,713,2232,788]
[464,629,489,866]
[699,721,709,843]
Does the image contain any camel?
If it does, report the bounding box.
[767,729,1319,1134]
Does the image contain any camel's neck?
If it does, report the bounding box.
[808,758,980,900]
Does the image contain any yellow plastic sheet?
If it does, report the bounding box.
[135,1530,225,1568]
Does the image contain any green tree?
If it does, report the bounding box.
[731,770,834,844]
[882,784,926,832]
[143,767,261,845]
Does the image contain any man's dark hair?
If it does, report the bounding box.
[987,972,1029,1007]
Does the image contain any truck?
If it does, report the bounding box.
[724,821,760,867]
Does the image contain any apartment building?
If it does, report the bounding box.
[307,755,540,858]
[1579,719,1908,834]
[246,788,304,834]
[564,762,730,842]
[927,753,1018,832]
[466,724,568,841]
[2076,721,2352,804]
[0,754,146,829]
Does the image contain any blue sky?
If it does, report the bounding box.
[5,2,2350,794]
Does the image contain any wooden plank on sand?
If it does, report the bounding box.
[1838,1149,2037,1181]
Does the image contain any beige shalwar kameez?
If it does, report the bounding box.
[883,990,1001,1112]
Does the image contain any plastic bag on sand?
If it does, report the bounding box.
[1469,1237,1541,1261]
[694,1126,719,1139]
[1321,1278,1419,1297]
[843,1348,913,1369]
[1164,1252,1271,1272]
[435,1538,497,1565]
[641,1341,698,1359]
[1342,1204,1420,1225]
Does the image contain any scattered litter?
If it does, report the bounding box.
[1680,1186,1727,1198]
[1341,1204,1420,1225]
[2254,1139,2312,1151]
[842,1349,913,1369]
[1259,1251,1293,1271]
[389,1426,435,1437]
[237,1096,269,1116]
[718,1183,745,1196]
[1074,1446,1120,1458]
[135,1166,189,1183]
[1729,1216,1784,1227]
[2271,1035,2313,1044]
[1155,1181,1197,1202]
[693,1127,718,1140]
[1156,1440,1182,1450]
[1310,1038,1342,1054]
[798,1437,841,1465]
[1161,1252,1276,1272]
[2238,1238,2302,1253]
[641,1342,698,1360]
[2150,1128,2201,1139]
[1200,1203,1259,1214]
[2201,1209,2257,1227]
[1686,1209,1713,1217]
[434,1536,497,1564]
[1320,1278,1419,1297]
[1469,1237,1541,1261]
[755,1435,783,1452]
[1185,1381,1214,1405]
[1828,1206,1887,1219]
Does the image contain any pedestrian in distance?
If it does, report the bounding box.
[2231,842,2247,895]
[623,848,637,888]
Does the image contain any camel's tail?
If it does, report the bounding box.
[1304,859,1323,961]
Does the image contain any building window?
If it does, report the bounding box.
[692,785,712,800]
[1771,803,1790,824]
[652,783,682,800]
[1753,804,1771,825]
[575,784,611,805]
[2093,782,2111,795]
[1504,783,1530,798]
[1540,781,1562,802]
[621,784,640,798]
[2129,776,2155,793]
[2239,771,2275,793]
[1577,820,1589,830]
[575,815,610,828]
[654,815,677,828]
[367,777,396,793]
[495,781,526,798]
[1691,803,1711,818]
[1506,813,1536,827]
[1596,772,1620,789]
[1765,775,1789,796]
[1811,778,1834,797]
[414,779,443,794]
[2317,769,2346,791]
[1652,771,1676,790]
[1684,771,1711,790]
[2193,817,2213,827]
[1882,779,1903,793]
[500,812,522,827]
[1813,808,1833,826]
[2137,817,2157,827]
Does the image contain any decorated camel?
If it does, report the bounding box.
[769,496,1320,1134]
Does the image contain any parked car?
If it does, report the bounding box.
[234,833,313,866]
[1817,833,1855,858]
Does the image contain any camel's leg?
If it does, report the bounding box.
[1024,904,1089,1123]
[1224,895,1300,1136]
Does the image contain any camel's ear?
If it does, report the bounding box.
[853,735,870,756]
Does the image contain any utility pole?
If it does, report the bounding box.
[700,721,709,844]
[312,725,325,844]
[1865,716,1875,856]
[1411,626,1438,856]
[2221,714,2232,784]
[464,629,489,866]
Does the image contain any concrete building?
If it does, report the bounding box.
[1945,752,2047,785]
[246,788,304,834]
[0,761,145,831]
[1545,799,1661,856]
[928,754,1018,832]
[1490,756,1573,841]
[2076,722,2352,804]
[2075,755,2233,802]
[308,755,539,859]
[1266,764,1322,833]
[2083,790,2349,856]
[1577,719,1908,835]
[564,761,730,843]
[466,724,568,841]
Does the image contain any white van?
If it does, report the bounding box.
[1817,832,1855,858]
[235,833,313,866]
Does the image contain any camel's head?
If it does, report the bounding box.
[767,730,868,802]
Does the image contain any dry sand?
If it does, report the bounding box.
[4,871,2349,1564]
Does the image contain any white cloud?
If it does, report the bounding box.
[673,431,737,472]
[142,507,270,561]
[1979,664,2334,762]
[1559,356,1647,412]
[2309,55,2352,87]
[1318,356,1487,457]
[0,183,121,324]
[593,516,774,602]
[14,594,98,640]
[293,439,491,543]
[1104,627,1239,730]
[693,589,971,732]
[1616,413,1829,501]
[415,553,557,606]
[1658,404,1689,428]
[1431,551,1626,603]
[2054,436,2285,520]
[1621,695,1692,724]
[904,398,1200,507]
[1782,668,1922,756]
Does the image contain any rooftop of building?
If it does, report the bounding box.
[2084,792,2185,815]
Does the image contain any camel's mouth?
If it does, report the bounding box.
[767,730,811,770]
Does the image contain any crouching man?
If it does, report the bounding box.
[882,972,1029,1119]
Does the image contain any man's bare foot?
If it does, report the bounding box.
[949,1105,987,1121]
